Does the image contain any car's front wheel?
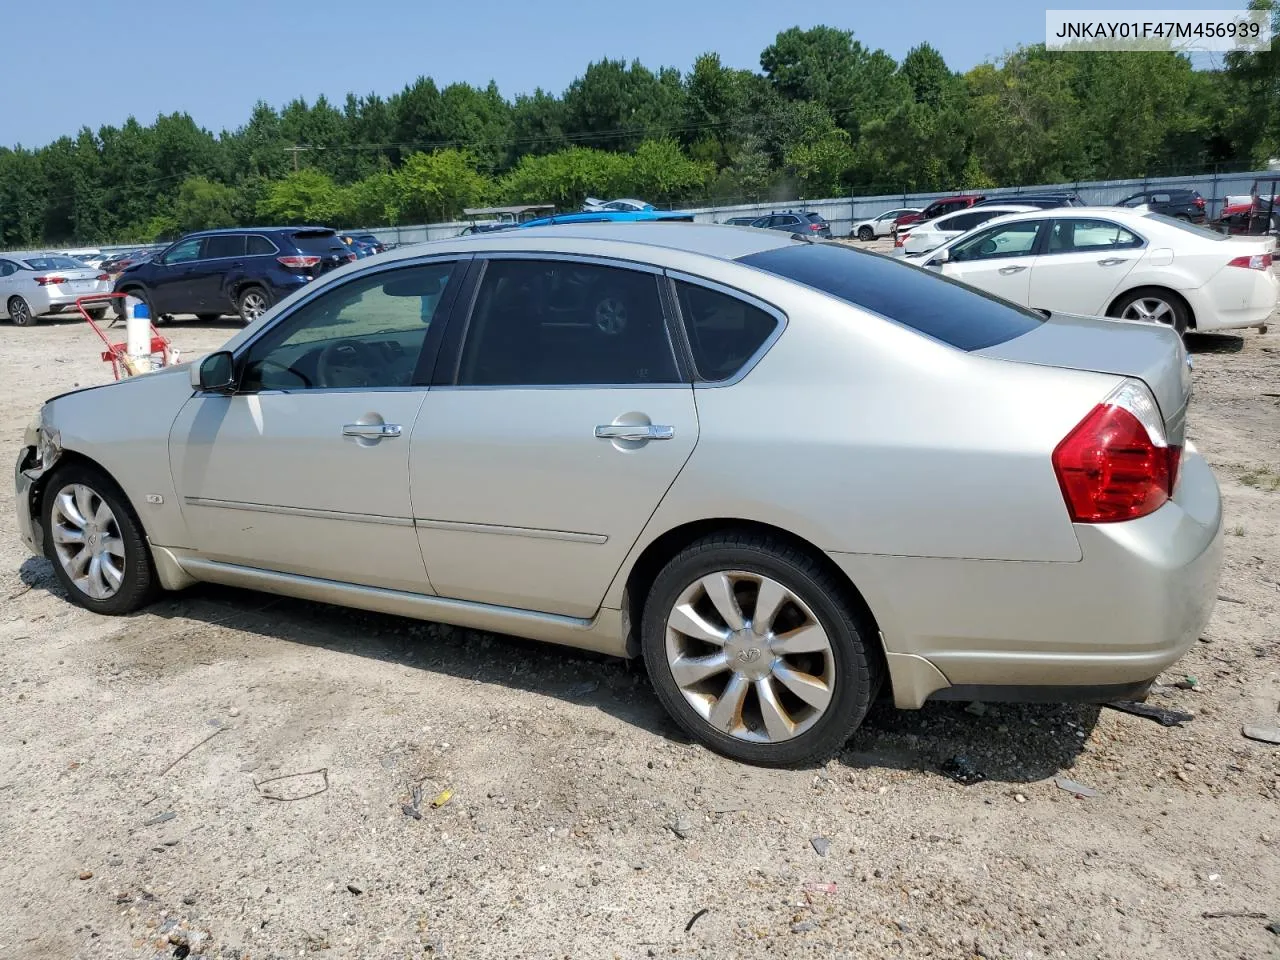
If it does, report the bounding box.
[857,225,874,241]
[641,532,879,767]
[41,463,158,614]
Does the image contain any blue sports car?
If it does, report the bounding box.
[518,210,695,228]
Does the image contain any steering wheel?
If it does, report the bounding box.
[317,339,374,388]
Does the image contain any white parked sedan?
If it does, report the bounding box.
[0,253,113,326]
[917,208,1278,334]
[851,208,921,241]
[896,205,1037,256]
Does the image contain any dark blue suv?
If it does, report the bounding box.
[113,227,354,324]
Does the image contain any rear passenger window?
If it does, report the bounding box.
[457,260,680,387]
[674,281,778,382]
[246,235,276,255]
[204,234,246,259]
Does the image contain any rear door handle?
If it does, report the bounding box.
[594,424,675,441]
[997,265,1027,275]
[343,423,402,439]
[1097,257,1129,266]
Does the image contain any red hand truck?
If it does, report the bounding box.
[75,293,177,380]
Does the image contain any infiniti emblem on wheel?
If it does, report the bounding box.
[736,647,762,664]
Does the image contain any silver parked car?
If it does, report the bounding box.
[14,224,1223,766]
[1,253,113,325]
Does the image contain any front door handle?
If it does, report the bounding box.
[997,264,1027,275]
[343,423,402,439]
[1097,257,1129,266]
[594,424,675,441]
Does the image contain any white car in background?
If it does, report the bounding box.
[852,207,921,241]
[0,253,113,326]
[896,205,1037,256]
[582,197,654,213]
[917,207,1278,334]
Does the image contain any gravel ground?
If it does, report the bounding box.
[1,286,1278,960]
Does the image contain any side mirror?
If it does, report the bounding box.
[193,351,236,392]
[927,248,951,266]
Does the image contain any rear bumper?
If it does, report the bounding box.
[830,446,1223,708]
[1186,266,1278,331]
[38,286,111,314]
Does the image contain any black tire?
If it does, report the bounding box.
[114,287,155,323]
[40,461,158,615]
[86,307,108,321]
[857,225,874,241]
[195,312,223,322]
[640,531,879,767]
[1174,213,1192,222]
[236,285,272,324]
[8,296,37,327]
[1109,286,1190,336]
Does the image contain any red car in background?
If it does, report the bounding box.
[893,194,987,232]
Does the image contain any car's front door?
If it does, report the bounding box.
[938,218,1045,305]
[149,237,206,314]
[1026,218,1143,316]
[169,257,464,592]
[410,256,699,618]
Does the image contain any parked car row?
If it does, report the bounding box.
[15,220,1226,767]
[0,253,113,326]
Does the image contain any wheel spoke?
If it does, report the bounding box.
[772,662,832,711]
[707,673,750,732]
[94,501,114,526]
[87,554,108,599]
[52,525,84,545]
[750,577,788,636]
[670,651,731,687]
[1150,301,1172,323]
[771,623,831,655]
[74,485,96,526]
[700,573,745,631]
[668,602,730,645]
[69,546,92,576]
[755,677,794,741]
[102,536,126,558]
[57,490,87,528]
[100,556,124,589]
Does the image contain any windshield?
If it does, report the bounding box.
[738,242,1044,351]
[1143,212,1225,240]
[22,256,87,270]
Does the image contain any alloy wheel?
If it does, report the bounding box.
[1120,297,1175,326]
[9,297,33,326]
[49,483,126,600]
[241,290,268,321]
[664,570,836,743]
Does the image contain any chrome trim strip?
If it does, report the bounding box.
[415,517,608,544]
[184,496,414,527]
[664,269,788,387]
[169,554,629,657]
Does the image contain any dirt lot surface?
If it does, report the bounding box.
[1,293,1278,960]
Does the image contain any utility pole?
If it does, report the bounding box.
[285,144,312,172]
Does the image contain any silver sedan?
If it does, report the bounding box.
[1,253,113,325]
[13,223,1223,766]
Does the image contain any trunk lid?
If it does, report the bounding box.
[978,312,1191,443]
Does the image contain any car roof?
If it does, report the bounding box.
[187,226,334,236]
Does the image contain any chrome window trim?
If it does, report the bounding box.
[184,496,414,527]
[664,270,788,388]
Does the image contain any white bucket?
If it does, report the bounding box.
[125,297,153,373]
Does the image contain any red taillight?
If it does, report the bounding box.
[894,233,907,247]
[96,273,109,281]
[1053,380,1179,523]
[34,276,67,286]
[1194,197,1206,208]
[277,255,321,269]
[809,223,823,231]
[1227,253,1273,270]
[345,253,358,262]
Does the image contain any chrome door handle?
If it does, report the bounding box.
[594,424,675,441]
[343,423,402,439]
[1097,257,1129,266]
[997,265,1027,275]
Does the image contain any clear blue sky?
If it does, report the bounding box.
[5,0,1237,149]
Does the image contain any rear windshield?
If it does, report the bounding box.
[804,213,826,222]
[289,229,344,253]
[1143,212,1225,240]
[737,242,1045,351]
[22,256,85,270]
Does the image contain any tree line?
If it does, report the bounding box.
[1,11,1277,247]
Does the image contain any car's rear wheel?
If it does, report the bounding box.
[86,307,108,321]
[641,532,878,767]
[857,225,874,241]
[41,463,157,615]
[1110,287,1190,336]
[8,296,36,327]
[237,286,271,324]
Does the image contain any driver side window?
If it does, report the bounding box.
[162,238,205,265]
[239,261,456,392]
[950,220,1043,262]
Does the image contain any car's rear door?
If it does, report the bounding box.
[409,255,698,618]
[1026,217,1143,316]
[169,256,466,592]
[189,234,246,312]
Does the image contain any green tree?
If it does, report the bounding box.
[395,149,491,222]
[256,168,346,223]
[172,176,240,232]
